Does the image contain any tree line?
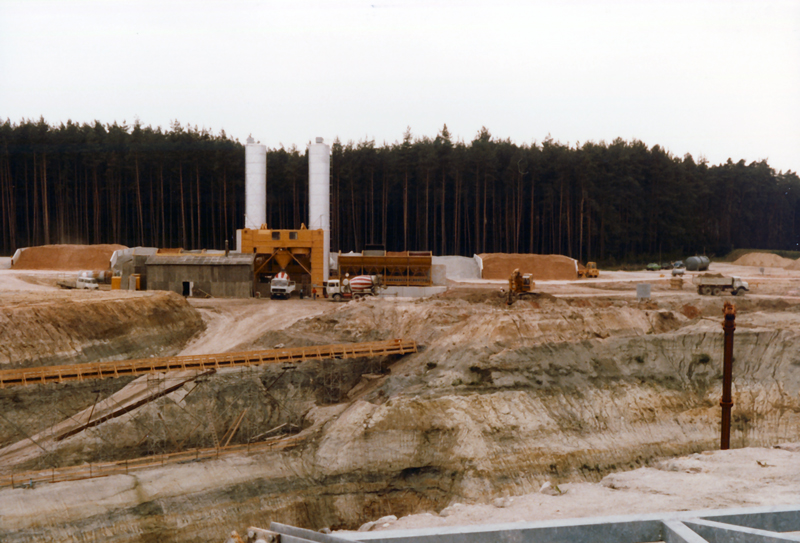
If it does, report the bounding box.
[1,118,798,263]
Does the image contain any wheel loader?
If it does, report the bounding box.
[577,261,599,279]
[506,268,535,305]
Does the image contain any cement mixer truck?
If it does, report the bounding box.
[326,274,384,301]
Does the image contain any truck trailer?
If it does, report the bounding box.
[692,274,749,296]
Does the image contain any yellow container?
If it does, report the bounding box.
[111,276,122,290]
[131,274,141,290]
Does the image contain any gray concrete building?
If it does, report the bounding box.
[145,254,255,298]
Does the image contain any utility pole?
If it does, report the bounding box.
[721,302,736,450]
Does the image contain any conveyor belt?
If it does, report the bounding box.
[0,338,417,388]
[0,433,306,489]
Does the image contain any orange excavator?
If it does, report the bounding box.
[506,268,535,305]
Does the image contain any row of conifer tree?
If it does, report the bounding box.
[1,118,798,263]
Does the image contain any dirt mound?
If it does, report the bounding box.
[681,304,701,319]
[732,252,795,268]
[479,253,577,280]
[431,287,559,307]
[12,244,126,270]
[785,258,800,271]
[0,291,204,369]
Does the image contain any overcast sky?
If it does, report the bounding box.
[1,0,798,172]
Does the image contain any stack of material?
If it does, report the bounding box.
[479,253,578,280]
[732,252,795,268]
[11,244,126,271]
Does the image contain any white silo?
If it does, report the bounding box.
[245,135,267,230]
[308,137,330,281]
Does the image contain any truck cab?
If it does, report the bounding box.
[76,276,100,290]
[731,277,749,295]
[326,279,348,301]
[269,274,296,299]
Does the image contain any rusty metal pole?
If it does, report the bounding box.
[721,302,736,450]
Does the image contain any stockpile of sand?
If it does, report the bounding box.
[732,252,796,268]
[785,258,800,271]
[479,253,577,280]
[12,244,126,271]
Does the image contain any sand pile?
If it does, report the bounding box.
[12,244,126,271]
[732,252,795,268]
[785,258,800,271]
[479,253,577,280]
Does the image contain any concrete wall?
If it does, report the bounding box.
[383,286,448,298]
[147,264,253,298]
[431,264,447,286]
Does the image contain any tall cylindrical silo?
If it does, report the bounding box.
[308,137,330,281]
[245,135,267,230]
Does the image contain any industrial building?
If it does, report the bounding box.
[337,250,433,287]
[121,134,445,299]
[237,225,325,297]
[235,136,331,297]
[145,253,256,298]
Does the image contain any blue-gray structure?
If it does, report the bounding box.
[685,256,711,271]
[267,504,800,543]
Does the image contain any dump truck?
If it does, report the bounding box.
[506,268,535,305]
[577,262,599,279]
[692,274,749,296]
[326,274,384,301]
[270,271,296,299]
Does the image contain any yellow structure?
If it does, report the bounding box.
[337,251,432,286]
[237,225,325,296]
[577,261,599,279]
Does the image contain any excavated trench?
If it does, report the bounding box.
[1,291,800,542]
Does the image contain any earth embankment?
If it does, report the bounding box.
[0,290,204,369]
[2,291,800,542]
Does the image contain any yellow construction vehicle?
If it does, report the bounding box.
[577,261,599,279]
[506,268,535,305]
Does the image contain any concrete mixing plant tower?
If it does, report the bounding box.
[244,136,267,230]
[308,137,331,281]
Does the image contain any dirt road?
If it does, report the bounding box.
[180,298,333,355]
[3,258,800,542]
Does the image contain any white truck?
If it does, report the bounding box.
[270,271,296,299]
[692,274,749,296]
[326,274,383,301]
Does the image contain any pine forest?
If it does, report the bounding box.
[1,118,798,263]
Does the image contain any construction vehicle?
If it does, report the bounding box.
[76,276,100,290]
[269,271,296,299]
[692,274,749,296]
[326,274,384,301]
[506,268,535,305]
[577,262,599,279]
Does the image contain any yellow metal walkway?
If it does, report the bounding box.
[0,338,417,388]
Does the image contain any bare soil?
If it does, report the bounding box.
[1,259,800,542]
